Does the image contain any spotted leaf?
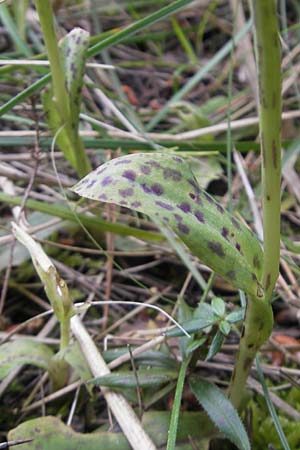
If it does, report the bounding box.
[42,28,90,176]
[72,153,264,299]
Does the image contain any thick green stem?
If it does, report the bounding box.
[254,0,282,298]
[34,0,69,121]
[60,318,71,351]
[228,298,273,408]
[229,0,281,408]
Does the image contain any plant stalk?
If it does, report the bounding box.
[229,0,281,409]
[228,297,273,407]
[254,0,282,298]
[34,0,69,121]
[60,319,71,351]
[34,0,91,177]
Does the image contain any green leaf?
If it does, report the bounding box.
[103,348,178,369]
[166,303,218,337]
[206,331,224,361]
[72,153,264,299]
[178,297,194,357]
[0,340,54,380]
[186,336,207,355]
[42,28,91,177]
[8,412,213,450]
[61,341,93,393]
[190,378,251,450]
[226,309,245,323]
[219,320,231,336]
[91,369,178,388]
[211,297,225,317]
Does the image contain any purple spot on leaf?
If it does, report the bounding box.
[141,165,151,175]
[119,187,134,197]
[131,201,142,208]
[114,159,132,165]
[122,170,136,182]
[147,160,161,168]
[178,202,191,213]
[178,223,190,234]
[151,183,164,196]
[155,201,174,211]
[174,213,183,222]
[195,211,205,223]
[172,156,184,163]
[235,243,241,252]
[86,179,97,188]
[163,168,182,181]
[98,193,107,200]
[101,176,113,186]
[141,183,152,193]
[221,227,229,239]
[96,166,106,175]
[208,241,225,258]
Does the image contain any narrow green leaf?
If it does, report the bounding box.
[206,331,224,361]
[166,303,218,337]
[226,309,245,323]
[178,297,194,357]
[72,153,264,299]
[103,348,178,369]
[205,330,224,361]
[219,320,231,336]
[211,297,225,317]
[186,336,206,355]
[91,369,178,388]
[167,357,190,450]
[190,378,251,450]
[256,356,291,450]
[0,340,54,380]
[62,341,93,393]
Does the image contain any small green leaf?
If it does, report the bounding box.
[226,309,245,323]
[72,153,264,299]
[186,336,207,355]
[206,331,223,361]
[190,378,251,450]
[178,297,194,357]
[211,297,225,317]
[61,341,93,393]
[91,369,178,388]
[219,320,231,336]
[166,303,218,337]
[0,340,54,380]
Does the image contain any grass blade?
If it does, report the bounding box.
[255,356,291,450]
